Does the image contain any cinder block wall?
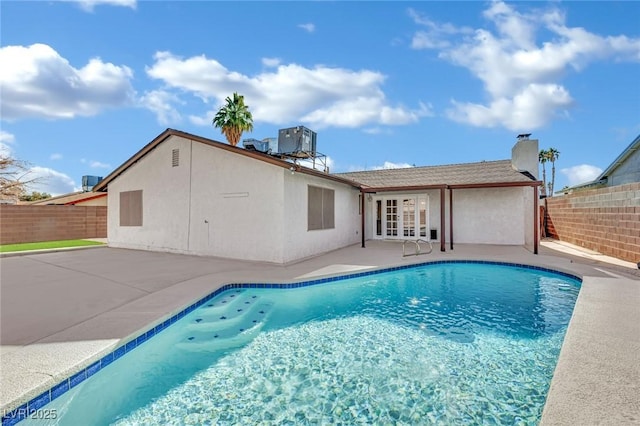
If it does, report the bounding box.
[0,205,107,245]
[544,183,640,263]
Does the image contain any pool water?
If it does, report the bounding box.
[26,263,581,425]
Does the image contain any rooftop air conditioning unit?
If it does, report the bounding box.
[277,126,317,158]
[242,138,270,153]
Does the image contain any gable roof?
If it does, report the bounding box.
[596,133,640,181]
[336,159,537,191]
[93,128,361,192]
[24,191,107,205]
[564,133,640,191]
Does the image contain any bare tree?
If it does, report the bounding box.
[0,154,41,201]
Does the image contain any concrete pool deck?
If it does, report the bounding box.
[1,241,638,424]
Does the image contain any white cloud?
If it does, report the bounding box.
[27,166,78,196]
[372,161,414,170]
[301,98,431,129]
[261,57,281,68]
[146,51,430,129]
[188,114,211,127]
[298,156,334,173]
[410,2,640,131]
[0,130,15,157]
[0,130,16,144]
[561,164,603,186]
[0,43,135,120]
[345,161,414,172]
[80,158,111,169]
[67,0,136,12]
[446,83,572,130]
[0,134,77,196]
[139,89,183,125]
[298,23,316,33]
[90,161,111,169]
[408,8,473,50]
[50,153,63,160]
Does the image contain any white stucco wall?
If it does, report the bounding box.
[282,172,361,263]
[108,136,192,251]
[108,135,360,263]
[186,141,286,263]
[452,187,526,245]
[523,186,535,250]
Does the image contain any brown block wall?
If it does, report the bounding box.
[544,183,640,263]
[0,205,107,245]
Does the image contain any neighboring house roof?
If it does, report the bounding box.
[564,133,640,191]
[93,128,361,192]
[595,133,640,182]
[26,191,107,205]
[336,160,536,191]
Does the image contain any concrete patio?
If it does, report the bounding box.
[1,241,638,424]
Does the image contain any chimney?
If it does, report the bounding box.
[511,134,539,179]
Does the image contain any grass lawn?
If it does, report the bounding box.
[0,239,105,253]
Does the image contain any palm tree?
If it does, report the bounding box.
[539,149,549,196]
[212,92,254,146]
[547,148,560,196]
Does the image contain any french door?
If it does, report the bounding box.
[376,196,428,239]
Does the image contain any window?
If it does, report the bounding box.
[308,185,334,230]
[120,190,143,226]
[172,149,179,167]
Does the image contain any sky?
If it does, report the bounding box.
[1,0,639,196]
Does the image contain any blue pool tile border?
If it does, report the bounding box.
[2,259,581,425]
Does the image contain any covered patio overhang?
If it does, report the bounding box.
[359,180,542,254]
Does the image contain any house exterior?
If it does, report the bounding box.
[564,134,640,192]
[94,129,541,263]
[93,129,362,263]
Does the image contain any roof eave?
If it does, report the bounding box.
[448,181,541,189]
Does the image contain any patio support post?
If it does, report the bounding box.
[361,189,366,248]
[449,188,453,250]
[533,186,538,254]
[440,187,446,252]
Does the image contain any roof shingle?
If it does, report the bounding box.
[335,159,535,188]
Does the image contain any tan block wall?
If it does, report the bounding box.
[544,183,640,263]
[0,205,107,245]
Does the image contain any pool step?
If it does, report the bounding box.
[198,289,249,312]
[184,298,272,331]
[176,292,272,352]
[176,320,266,353]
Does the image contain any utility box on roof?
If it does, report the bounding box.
[278,126,317,158]
[82,175,103,192]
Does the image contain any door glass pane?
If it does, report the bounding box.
[386,199,397,236]
[403,198,415,237]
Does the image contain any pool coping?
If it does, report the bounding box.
[1,259,581,425]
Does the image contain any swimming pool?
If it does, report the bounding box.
[17,261,580,425]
